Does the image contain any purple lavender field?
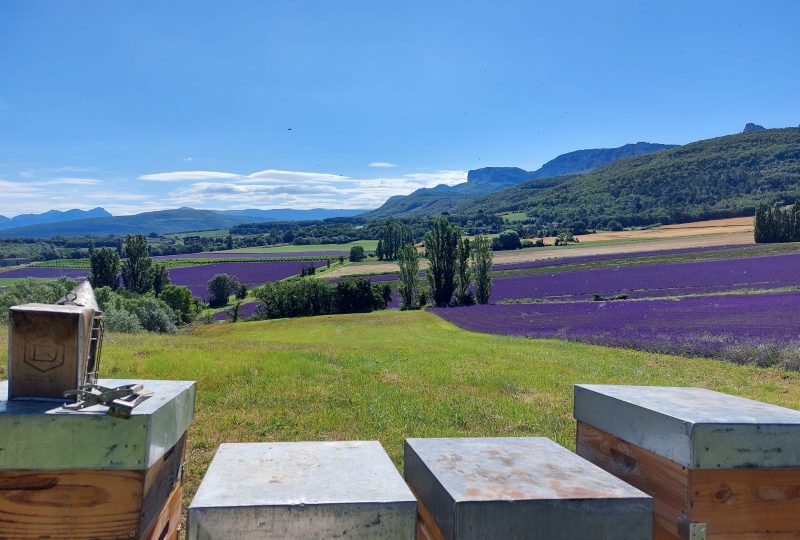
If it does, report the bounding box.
[169,260,326,299]
[155,251,345,260]
[0,267,89,279]
[214,301,260,320]
[492,244,749,271]
[432,292,800,365]
[490,252,800,302]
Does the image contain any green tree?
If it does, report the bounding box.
[454,237,473,305]
[349,245,366,262]
[88,247,120,289]
[151,262,170,296]
[121,234,154,293]
[397,244,420,310]
[491,230,522,251]
[160,284,198,324]
[207,273,240,308]
[425,217,460,307]
[471,235,493,305]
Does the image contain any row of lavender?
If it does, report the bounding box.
[432,292,800,367]
[0,260,328,300]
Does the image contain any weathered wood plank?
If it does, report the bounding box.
[143,483,182,540]
[0,469,142,539]
[577,421,689,538]
[141,434,186,533]
[691,468,800,536]
[0,435,187,540]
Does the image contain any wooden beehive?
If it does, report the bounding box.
[574,384,800,539]
[0,378,196,540]
[404,437,653,539]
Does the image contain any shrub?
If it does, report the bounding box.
[0,278,77,323]
[491,230,522,251]
[132,297,178,334]
[160,284,198,324]
[207,273,241,308]
[104,307,144,333]
[349,246,366,262]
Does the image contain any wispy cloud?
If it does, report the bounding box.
[36,177,103,186]
[164,168,467,210]
[139,170,240,181]
[368,162,398,168]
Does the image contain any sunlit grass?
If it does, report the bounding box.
[2,310,799,508]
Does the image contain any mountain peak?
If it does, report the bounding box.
[743,123,766,133]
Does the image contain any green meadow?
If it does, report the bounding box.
[2,310,799,506]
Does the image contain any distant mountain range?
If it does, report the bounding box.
[0,207,111,230]
[458,126,800,227]
[365,142,675,217]
[0,207,369,238]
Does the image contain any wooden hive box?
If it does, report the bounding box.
[574,384,800,539]
[404,437,653,539]
[0,378,196,540]
[187,441,417,539]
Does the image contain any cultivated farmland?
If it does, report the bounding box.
[168,260,327,299]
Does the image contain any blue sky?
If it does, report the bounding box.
[1,0,798,216]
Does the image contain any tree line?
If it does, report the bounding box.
[396,217,493,309]
[754,204,800,243]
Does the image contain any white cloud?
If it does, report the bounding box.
[139,170,240,182]
[38,177,103,186]
[182,157,194,162]
[164,168,467,210]
[368,162,398,168]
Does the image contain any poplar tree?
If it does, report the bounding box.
[454,237,473,305]
[397,244,420,310]
[425,217,460,307]
[121,234,154,294]
[88,247,120,289]
[471,235,493,305]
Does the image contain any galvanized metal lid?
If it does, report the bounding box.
[404,437,652,540]
[188,441,417,540]
[0,378,196,470]
[574,384,800,469]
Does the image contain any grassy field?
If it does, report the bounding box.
[2,310,798,508]
[222,239,379,254]
[0,277,35,286]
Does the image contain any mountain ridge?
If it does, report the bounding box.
[0,207,370,238]
[364,141,675,218]
[458,127,800,229]
[0,207,111,230]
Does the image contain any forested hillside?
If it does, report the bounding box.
[365,142,674,218]
[459,128,800,229]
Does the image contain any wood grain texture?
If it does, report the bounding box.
[579,421,800,539]
[0,469,142,539]
[691,468,800,536]
[0,435,186,540]
[577,421,689,538]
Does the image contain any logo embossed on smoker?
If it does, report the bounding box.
[23,339,65,372]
